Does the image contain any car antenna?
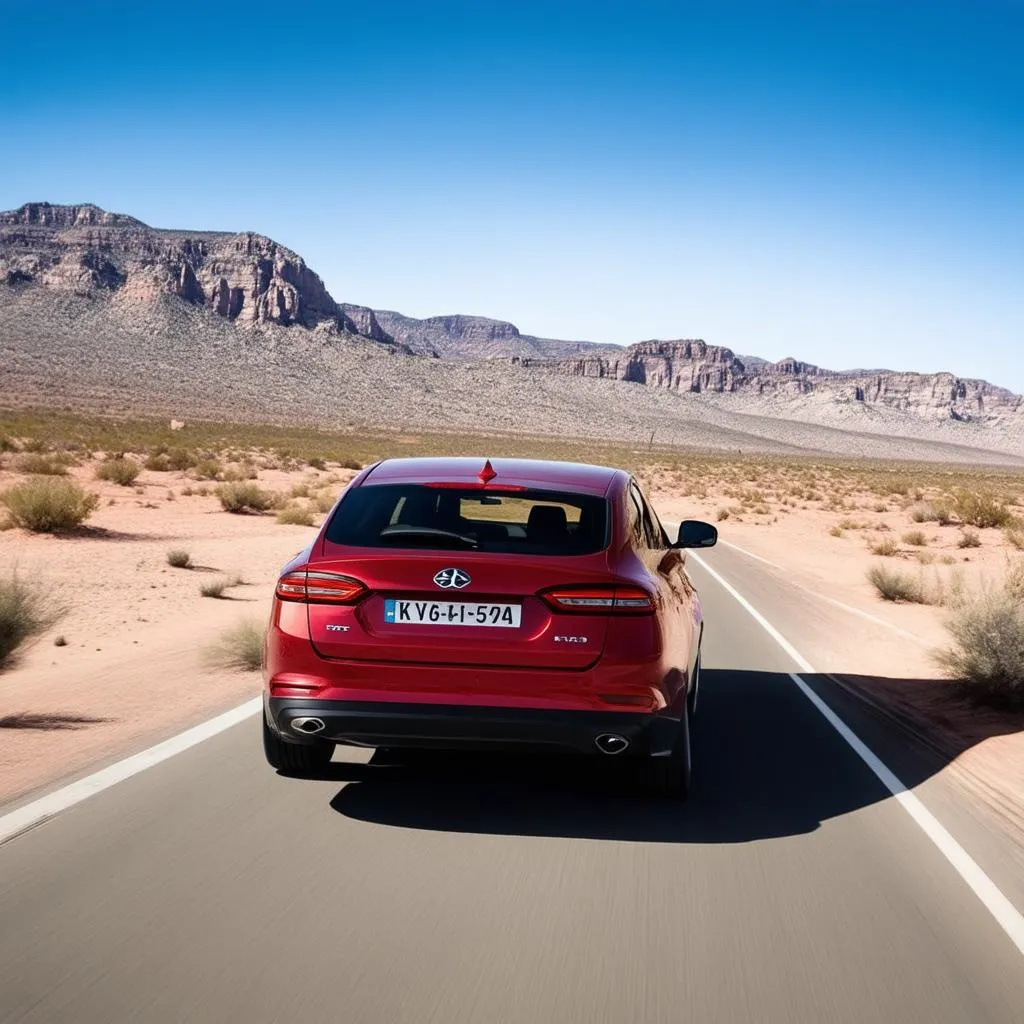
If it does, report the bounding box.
[479,459,497,483]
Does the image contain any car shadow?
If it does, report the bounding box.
[327,668,1023,844]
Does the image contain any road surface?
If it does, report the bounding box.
[1,544,1023,1023]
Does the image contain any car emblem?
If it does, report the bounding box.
[433,567,471,589]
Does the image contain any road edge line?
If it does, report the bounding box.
[0,697,262,846]
[690,550,1024,958]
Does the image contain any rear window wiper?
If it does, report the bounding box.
[378,525,479,549]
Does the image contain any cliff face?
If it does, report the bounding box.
[2,202,1021,442]
[525,340,1023,428]
[0,202,371,335]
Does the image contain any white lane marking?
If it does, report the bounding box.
[0,697,261,846]
[719,538,785,570]
[689,550,1024,958]
[714,535,928,645]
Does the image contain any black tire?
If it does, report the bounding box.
[641,703,692,799]
[262,713,335,776]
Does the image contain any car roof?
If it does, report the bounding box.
[361,457,622,496]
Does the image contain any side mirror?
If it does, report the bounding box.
[675,520,718,549]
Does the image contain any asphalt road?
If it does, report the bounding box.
[2,545,1023,1023]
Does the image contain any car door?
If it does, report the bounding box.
[629,480,699,707]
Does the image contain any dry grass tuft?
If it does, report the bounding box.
[0,572,65,668]
[958,528,981,549]
[902,529,928,547]
[166,548,192,569]
[200,577,230,599]
[953,490,1013,529]
[868,536,899,557]
[205,620,265,671]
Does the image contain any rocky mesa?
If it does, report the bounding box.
[1,201,1022,460]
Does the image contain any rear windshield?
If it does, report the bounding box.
[325,484,609,556]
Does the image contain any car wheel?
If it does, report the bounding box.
[262,712,335,776]
[641,704,692,799]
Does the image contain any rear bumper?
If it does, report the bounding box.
[266,696,680,757]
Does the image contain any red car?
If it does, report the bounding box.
[262,457,717,796]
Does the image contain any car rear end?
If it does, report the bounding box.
[263,458,683,769]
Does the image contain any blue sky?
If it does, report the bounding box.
[3,1,1022,390]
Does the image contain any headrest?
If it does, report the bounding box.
[527,504,568,540]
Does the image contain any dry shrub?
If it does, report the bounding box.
[276,504,316,527]
[869,536,898,557]
[953,490,1012,529]
[205,620,265,671]
[902,530,928,547]
[193,459,223,481]
[958,528,981,549]
[166,548,192,568]
[216,482,279,513]
[868,564,925,603]
[307,457,327,471]
[1005,525,1024,551]
[935,586,1024,708]
[311,489,337,514]
[200,577,230,599]
[829,525,845,538]
[96,457,141,486]
[1,478,99,532]
[0,572,64,668]
[15,453,68,476]
[910,502,938,523]
[339,458,362,471]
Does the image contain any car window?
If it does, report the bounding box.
[326,484,609,555]
[630,482,664,550]
[626,487,644,547]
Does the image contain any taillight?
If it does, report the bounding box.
[275,570,366,604]
[541,585,655,615]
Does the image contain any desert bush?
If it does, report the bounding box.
[193,459,223,481]
[205,620,265,671]
[144,452,171,471]
[1,478,99,532]
[953,490,1012,529]
[869,536,898,557]
[276,504,316,526]
[339,458,362,471]
[0,572,64,668]
[216,482,279,513]
[910,502,938,523]
[867,564,924,603]
[1005,561,1024,601]
[311,489,336,514]
[0,435,18,453]
[166,548,192,568]
[829,525,844,538]
[200,577,230,598]
[15,453,68,476]
[1004,525,1024,551]
[307,457,327,471]
[902,530,928,547]
[222,463,259,482]
[958,528,981,549]
[716,508,729,522]
[290,483,311,499]
[935,587,1024,707]
[167,448,196,471]
[96,457,141,486]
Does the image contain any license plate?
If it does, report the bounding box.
[384,599,521,628]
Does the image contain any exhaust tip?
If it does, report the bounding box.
[595,733,629,756]
[292,717,326,736]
